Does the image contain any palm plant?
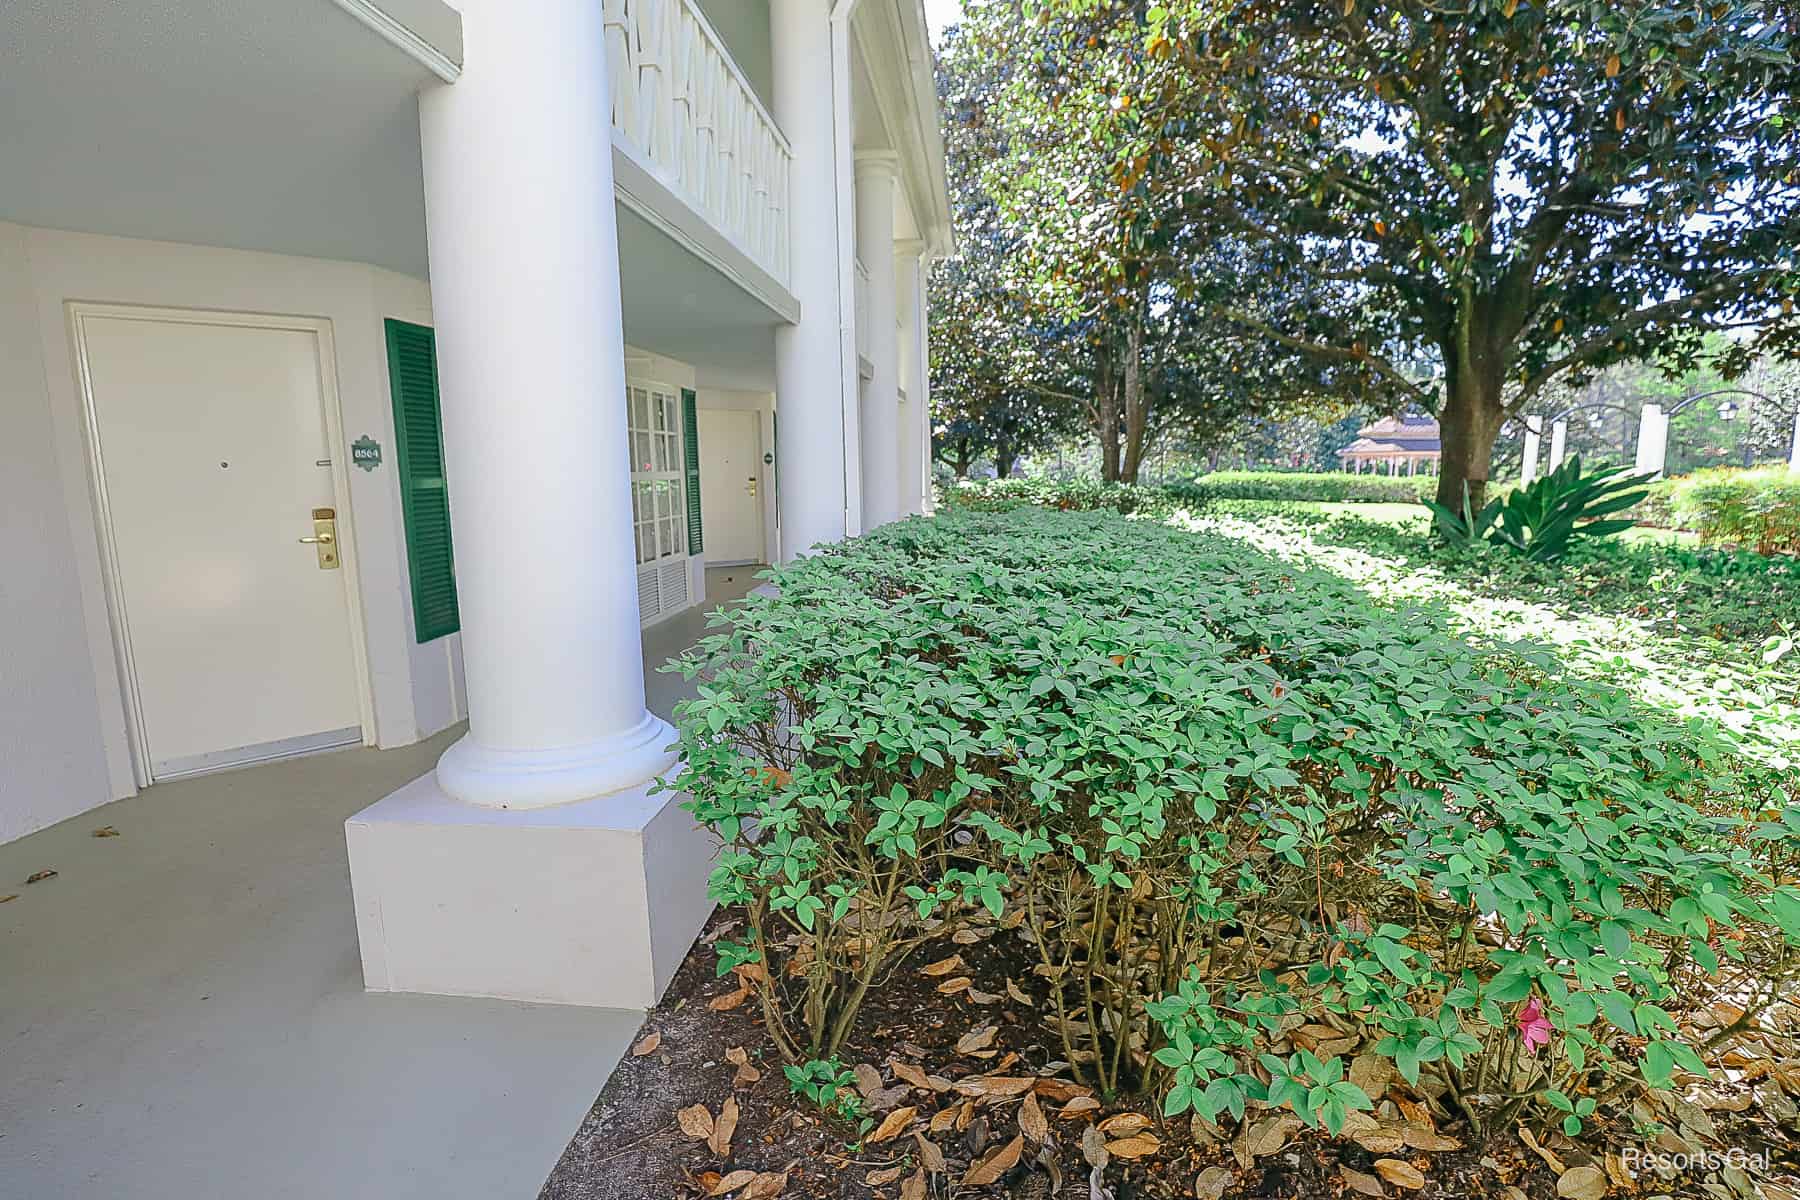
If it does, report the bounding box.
[1425,456,1652,563]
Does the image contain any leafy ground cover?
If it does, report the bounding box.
[1207,505,1800,769]
[541,506,1800,1200]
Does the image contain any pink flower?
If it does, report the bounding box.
[1517,998,1553,1052]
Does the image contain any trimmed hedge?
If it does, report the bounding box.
[943,471,1432,513]
[667,507,1799,1137]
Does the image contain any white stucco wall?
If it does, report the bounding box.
[0,221,465,843]
[0,224,118,844]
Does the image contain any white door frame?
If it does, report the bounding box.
[66,302,378,788]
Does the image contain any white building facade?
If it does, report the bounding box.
[1,0,948,1006]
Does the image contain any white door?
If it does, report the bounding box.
[78,311,363,780]
[697,409,766,564]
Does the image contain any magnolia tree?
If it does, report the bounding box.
[935,3,1357,481]
[1039,0,1800,508]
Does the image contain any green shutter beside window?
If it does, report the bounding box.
[384,319,460,643]
[682,388,704,555]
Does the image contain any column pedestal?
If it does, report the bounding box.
[347,774,714,1009]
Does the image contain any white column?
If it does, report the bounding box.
[856,152,902,528]
[1520,416,1543,485]
[1635,403,1669,479]
[771,0,858,556]
[419,0,672,808]
[1548,419,1569,472]
[895,239,928,517]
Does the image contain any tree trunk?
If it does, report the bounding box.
[953,437,973,479]
[1434,348,1506,514]
[1119,320,1147,484]
[1095,344,1121,482]
[995,437,1016,478]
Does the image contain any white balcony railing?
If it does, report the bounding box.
[603,0,792,287]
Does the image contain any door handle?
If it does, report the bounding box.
[302,509,341,569]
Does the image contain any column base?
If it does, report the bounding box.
[435,711,678,810]
[345,770,717,1009]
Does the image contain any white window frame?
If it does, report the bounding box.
[626,381,687,567]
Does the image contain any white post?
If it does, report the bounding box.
[346,0,718,1012]
[855,152,902,528]
[419,0,672,808]
[1520,416,1543,485]
[895,239,929,516]
[1635,403,1669,479]
[1789,410,1800,472]
[771,0,859,555]
[1548,419,1568,472]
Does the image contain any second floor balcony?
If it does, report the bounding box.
[603,0,791,293]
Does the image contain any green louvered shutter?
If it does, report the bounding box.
[681,388,704,554]
[384,319,460,642]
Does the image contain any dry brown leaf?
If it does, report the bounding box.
[920,954,965,977]
[677,1103,714,1140]
[1060,1096,1102,1117]
[1033,1078,1090,1103]
[913,1132,946,1173]
[928,1105,960,1134]
[1081,1124,1109,1170]
[24,869,55,885]
[726,1045,761,1086]
[709,1169,758,1196]
[853,1063,884,1098]
[91,826,119,837]
[954,1075,1035,1099]
[708,1096,738,1156]
[1341,1165,1386,1197]
[1019,1091,1050,1142]
[742,1171,787,1200]
[631,1031,661,1057]
[1373,1159,1426,1190]
[957,1021,1000,1050]
[900,1168,926,1200]
[1519,1125,1567,1175]
[866,1164,905,1187]
[966,987,1006,1005]
[961,1134,1025,1186]
[1194,1165,1234,1199]
[952,928,982,945]
[1006,978,1032,1004]
[1097,1112,1152,1137]
[936,976,973,996]
[1352,1127,1408,1155]
[1401,1125,1461,1152]
[0,894,16,904]
[891,1062,934,1090]
[868,1105,918,1144]
[1556,1166,1606,1200]
[1106,1133,1161,1159]
[1394,1096,1432,1127]
[710,985,750,1012]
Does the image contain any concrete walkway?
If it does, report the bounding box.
[0,567,763,1199]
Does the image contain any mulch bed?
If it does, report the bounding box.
[541,908,1800,1200]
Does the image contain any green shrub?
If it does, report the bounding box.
[666,508,1799,1140]
[940,471,1432,513]
[1671,466,1800,555]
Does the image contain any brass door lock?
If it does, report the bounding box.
[746,476,758,499]
[299,507,340,569]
